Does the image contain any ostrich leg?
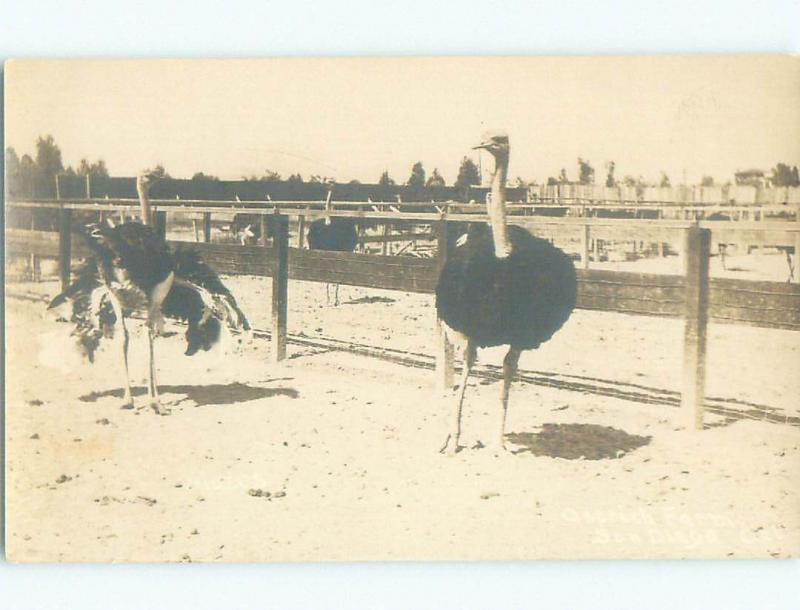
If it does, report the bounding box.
[119,323,133,409]
[107,291,134,409]
[440,340,476,455]
[496,347,521,452]
[146,329,165,413]
[146,272,175,413]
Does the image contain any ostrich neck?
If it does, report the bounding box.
[488,153,511,258]
[137,180,152,226]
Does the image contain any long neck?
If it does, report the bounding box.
[137,178,152,226]
[487,152,511,258]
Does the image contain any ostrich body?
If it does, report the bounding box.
[435,133,577,453]
[48,172,250,412]
[306,190,359,305]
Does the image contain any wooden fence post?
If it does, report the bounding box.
[85,174,92,199]
[297,212,306,248]
[793,210,800,283]
[580,224,590,269]
[30,210,41,282]
[381,222,391,256]
[154,211,167,241]
[58,207,72,292]
[260,214,270,247]
[434,219,454,392]
[681,226,711,430]
[203,212,212,243]
[271,213,289,363]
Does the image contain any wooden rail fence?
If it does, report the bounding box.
[6,201,800,430]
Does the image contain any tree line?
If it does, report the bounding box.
[6,134,800,200]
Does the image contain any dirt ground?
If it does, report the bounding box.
[4,272,800,562]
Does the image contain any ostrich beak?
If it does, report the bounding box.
[472,141,490,150]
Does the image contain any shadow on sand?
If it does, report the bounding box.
[343,295,396,305]
[79,381,298,406]
[506,423,651,460]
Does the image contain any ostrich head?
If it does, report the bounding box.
[136,169,162,193]
[473,131,509,159]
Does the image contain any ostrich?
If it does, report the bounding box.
[230,213,274,245]
[306,189,359,305]
[435,132,577,454]
[48,170,250,413]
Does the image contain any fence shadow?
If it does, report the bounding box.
[506,423,651,460]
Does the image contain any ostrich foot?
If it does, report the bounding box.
[150,400,171,416]
[478,437,509,455]
[439,434,461,456]
[147,312,167,336]
[120,401,135,410]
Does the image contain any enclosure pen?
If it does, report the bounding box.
[6,197,800,429]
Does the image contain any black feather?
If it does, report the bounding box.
[307,218,359,252]
[163,246,251,355]
[48,223,249,361]
[81,222,174,291]
[48,259,116,362]
[435,225,577,349]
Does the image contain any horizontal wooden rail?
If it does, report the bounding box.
[8,227,799,331]
[358,231,435,244]
[7,200,800,236]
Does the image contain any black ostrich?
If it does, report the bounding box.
[436,133,577,454]
[47,171,250,413]
[306,190,359,305]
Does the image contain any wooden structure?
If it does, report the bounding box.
[6,198,800,430]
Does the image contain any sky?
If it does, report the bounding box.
[5,55,800,185]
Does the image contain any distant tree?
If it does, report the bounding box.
[770,163,800,187]
[191,171,220,181]
[348,179,361,185]
[378,170,395,187]
[17,153,38,196]
[454,157,480,190]
[734,169,764,186]
[5,147,21,195]
[35,135,64,183]
[547,176,559,186]
[426,168,445,188]
[5,146,20,178]
[577,157,594,185]
[407,162,426,189]
[262,169,282,182]
[150,164,171,179]
[514,177,528,188]
[558,168,568,184]
[77,158,109,178]
[308,175,334,184]
[700,175,715,187]
[659,172,671,188]
[287,173,304,184]
[605,161,616,187]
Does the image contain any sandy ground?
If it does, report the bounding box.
[4,272,800,562]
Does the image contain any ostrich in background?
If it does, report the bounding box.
[306,188,359,305]
[435,132,577,454]
[48,170,250,413]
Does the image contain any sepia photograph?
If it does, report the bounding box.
[4,55,800,563]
